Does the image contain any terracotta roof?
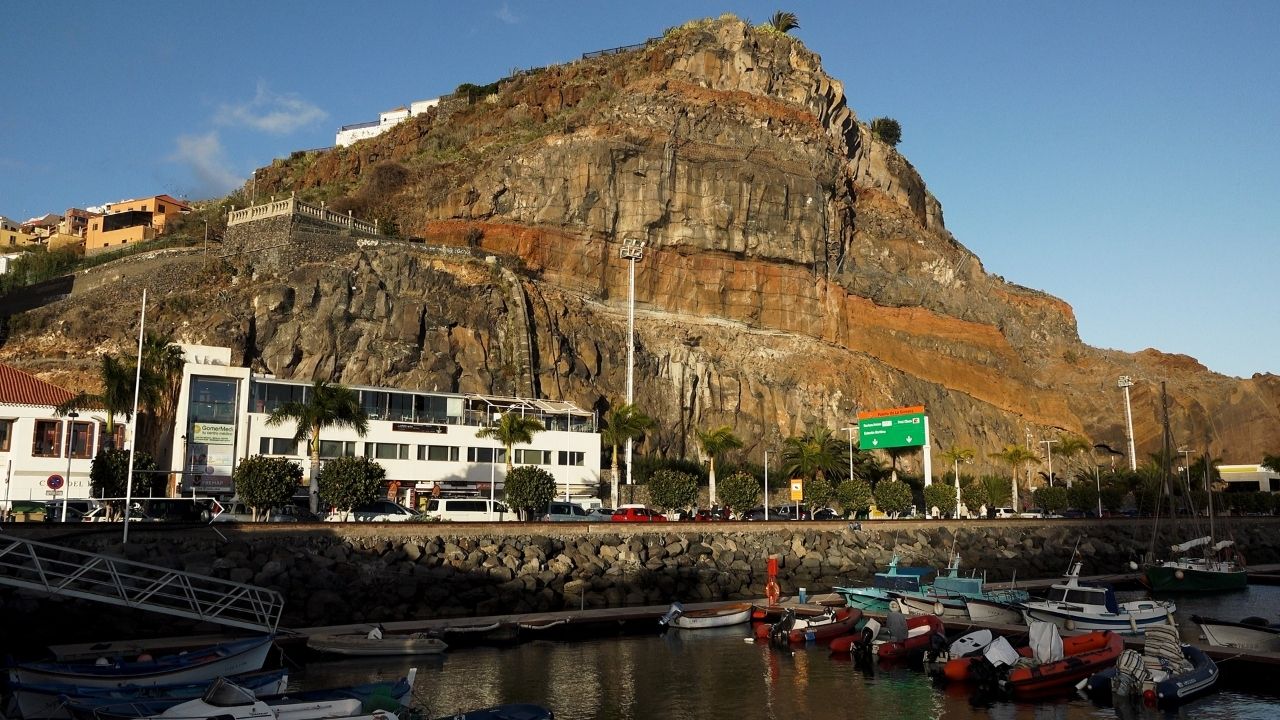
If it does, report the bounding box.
[0,363,76,407]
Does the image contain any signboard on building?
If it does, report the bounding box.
[192,423,235,444]
[857,405,927,450]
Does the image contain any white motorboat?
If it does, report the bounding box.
[964,596,1024,625]
[1019,563,1175,634]
[1192,615,1280,652]
[9,636,273,690]
[659,602,752,629]
[141,671,416,720]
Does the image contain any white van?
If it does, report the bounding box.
[994,507,1018,519]
[421,498,518,522]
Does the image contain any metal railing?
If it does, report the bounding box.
[0,536,283,633]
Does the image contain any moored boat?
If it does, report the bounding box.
[1143,537,1248,593]
[660,602,753,629]
[758,607,861,646]
[964,597,1024,625]
[871,614,946,661]
[832,556,934,613]
[1019,563,1175,634]
[891,554,1030,619]
[12,669,289,720]
[308,627,447,657]
[1002,628,1124,700]
[1084,625,1218,708]
[8,635,274,691]
[428,705,553,720]
[1192,615,1280,652]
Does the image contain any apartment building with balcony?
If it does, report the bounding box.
[84,194,189,256]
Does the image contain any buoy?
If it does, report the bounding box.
[1129,561,1139,571]
[889,600,901,613]
[1065,618,1076,631]
[934,601,945,616]
[1174,569,1184,580]
[1143,688,1157,706]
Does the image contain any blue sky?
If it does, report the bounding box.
[2,2,1276,379]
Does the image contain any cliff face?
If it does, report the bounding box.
[4,17,1276,472]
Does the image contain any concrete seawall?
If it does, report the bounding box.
[4,518,1278,649]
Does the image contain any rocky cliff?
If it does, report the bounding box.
[3,16,1276,473]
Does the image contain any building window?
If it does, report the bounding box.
[515,449,552,465]
[417,444,459,462]
[319,440,356,458]
[250,381,307,414]
[33,420,62,457]
[557,450,585,467]
[97,422,126,450]
[158,204,165,213]
[67,421,94,459]
[360,391,388,420]
[0,418,13,452]
[259,437,298,455]
[364,442,408,460]
[466,447,507,464]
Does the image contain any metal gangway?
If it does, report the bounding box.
[0,536,283,633]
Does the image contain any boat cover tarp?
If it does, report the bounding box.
[982,636,1020,667]
[1142,625,1192,680]
[1029,621,1064,664]
[1170,536,1212,553]
[1212,540,1235,552]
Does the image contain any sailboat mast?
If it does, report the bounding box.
[1206,452,1215,543]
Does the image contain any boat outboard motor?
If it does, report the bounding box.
[659,601,685,627]
[770,609,797,646]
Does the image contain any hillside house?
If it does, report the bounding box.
[84,194,189,256]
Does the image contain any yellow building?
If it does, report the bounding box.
[84,194,189,256]
[0,216,38,249]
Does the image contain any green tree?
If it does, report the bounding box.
[979,474,1012,509]
[874,480,912,516]
[961,479,988,514]
[990,445,1039,510]
[696,425,743,506]
[90,448,159,499]
[836,478,873,517]
[267,380,370,513]
[648,469,699,512]
[1263,454,1280,474]
[56,354,137,449]
[1067,482,1100,515]
[781,426,848,484]
[477,412,545,474]
[317,456,385,519]
[1034,485,1070,514]
[805,473,836,509]
[923,483,957,517]
[232,455,303,520]
[768,11,800,33]
[1053,435,1092,485]
[1099,482,1128,512]
[870,117,902,147]
[718,470,761,515]
[600,403,655,509]
[136,333,188,460]
[504,466,556,520]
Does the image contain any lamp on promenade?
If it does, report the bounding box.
[1118,376,1137,471]
[842,427,857,482]
[1040,439,1058,487]
[63,411,78,522]
[620,237,645,494]
[764,448,772,521]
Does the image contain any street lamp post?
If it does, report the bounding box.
[1178,447,1192,490]
[1118,376,1137,471]
[764,449,771,521]
[63,411,78,522]
[1094,464,1104,518]
[842,427,857,481]
[953,455,971,519]
[1040,439,1058,487]
[620,238,645,497]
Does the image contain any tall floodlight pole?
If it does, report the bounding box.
[842,427,857,482]
[122,288,147,544]
[63,411,79,522]
[764,449,771,521]
[1118,376,1137,471]
[620,238,645,495]
[1040,439,1058,487]
[1178,446,1192,490]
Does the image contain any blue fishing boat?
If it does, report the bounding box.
[833,555,935,612]
[9,669,289,720]
[889,554,1030,619]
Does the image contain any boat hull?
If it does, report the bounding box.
[9,636,273,690]
[1020,601,1176,634]
[1144,565,1248,593]
[833,588,892,613]
[16,669,288,720]
[1085,644,1218,707]
[669,603,752,630]
[308,632,448,657]
[1004,631,1124,699]
[758,608,861,646]
[1192,616,1280,652]
[965,597,1024,625]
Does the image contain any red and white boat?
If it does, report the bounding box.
[757,607,861,646]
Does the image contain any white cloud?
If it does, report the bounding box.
[215,81,327,135]
[168,131,240,197]
[496,2,519,25]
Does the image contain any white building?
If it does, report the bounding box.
[170,345,601,511]
[1,363,111,512]
[335,98,440,148]
[1217,464,1280,492]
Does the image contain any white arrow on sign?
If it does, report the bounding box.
[872,439,880,446]
[905,436,913,443]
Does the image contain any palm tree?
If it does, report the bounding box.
[769,11,800,33]
[266,380,369,512]
[477,411,545,475]
[600,403,655,509]
[56,354,136,450]
[781,427,848,484]
[939,446,976,516]
[696,425,743,506]
[989,444,1039,511]
[137,333,187,459]
[1052,435,1091,487]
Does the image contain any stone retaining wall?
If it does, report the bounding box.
[4,519,1278,648]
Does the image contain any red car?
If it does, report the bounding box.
[609,505,668,523]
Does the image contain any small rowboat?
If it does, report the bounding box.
[9,636,274,690]
[14,669,289,720]
[751,603,833,622]
[309,628,447,657]
[660,602,753,629]
[758,607,861,646]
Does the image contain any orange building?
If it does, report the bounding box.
[84,194,189,256]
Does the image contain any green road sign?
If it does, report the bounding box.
[857,412,926,450]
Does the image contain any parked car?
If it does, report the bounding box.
[266,505,318,522]
[993,507,1018,519]
[811,507,841,520]
[419,497,518,522]
[212,501,257,523]
[325,499,420,522]
[609,504,668,523]
[43,500,98,522]
[542,501,608,522]
[741,505,810,521]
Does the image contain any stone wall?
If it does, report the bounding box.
[4,519,1278,650]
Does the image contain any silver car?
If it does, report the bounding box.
[325,499,419,522]
[542,500,608,521]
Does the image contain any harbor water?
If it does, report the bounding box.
[293,586,1280,720]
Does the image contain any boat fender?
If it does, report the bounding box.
[1065,618,1075,631]
[934,601,945,616]
[1165,609,1175,626]
[1175,570,1184,580]
[1129,615,1139,633]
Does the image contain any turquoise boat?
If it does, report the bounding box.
[890,554,1030,618]
[833,555,935,612]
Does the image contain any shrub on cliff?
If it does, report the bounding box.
[923,483,957,517]
[718,471,761,515]
[835,478,872,517]
[317,456,386,518]
[90,448,158,499]
[873,480,912,517]
[504,466,556,519]
[233,455,303,520]
[647,469,699,512]
[870,117,902,147]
